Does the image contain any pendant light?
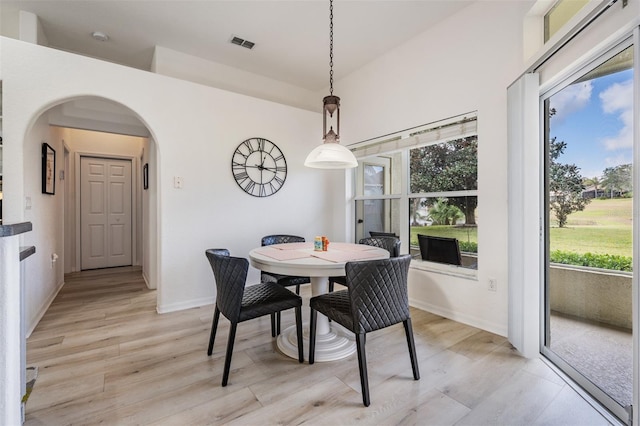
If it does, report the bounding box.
[304,0,358,169]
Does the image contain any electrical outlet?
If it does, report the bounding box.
[174,176,183,189]
[488,278,497,292]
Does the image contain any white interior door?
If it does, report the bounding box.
[80,157,132,270]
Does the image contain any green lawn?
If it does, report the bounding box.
[410,225,477,248]
[408,198,632,258]
[550,198,632,257]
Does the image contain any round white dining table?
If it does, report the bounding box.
[249,242,389,362]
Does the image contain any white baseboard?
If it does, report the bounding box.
[142,271,152,289]
[26,279,65,338]
[409,297,507,337]
[157,296,214,314]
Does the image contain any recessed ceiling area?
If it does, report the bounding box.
[47,98,150,138]
[0,1,476,92]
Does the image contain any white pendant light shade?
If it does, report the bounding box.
[304,141,358,169]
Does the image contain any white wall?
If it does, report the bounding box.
[21,116,65,335]
[141,137,156,289]
[152,46,319,113]
[18,11,48,46]
[2,36,339,318]
[338,1,534,336]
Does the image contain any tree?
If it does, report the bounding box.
[602,164,632,198]
[410,198,421,226]
[410,136,477,224]
[549,138,590,227]
[428,198,463,225]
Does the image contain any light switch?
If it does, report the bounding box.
[25,196,32,210]
[174,176,183,189]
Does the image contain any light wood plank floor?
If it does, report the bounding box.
[24,266,614,425]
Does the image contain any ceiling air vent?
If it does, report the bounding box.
[230,36,255,50]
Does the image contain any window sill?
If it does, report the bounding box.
[410,258,478,280]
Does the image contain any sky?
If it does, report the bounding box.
[549,67,633,181]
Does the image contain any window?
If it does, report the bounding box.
[544,0,589,42]
[409,135,478,268]
[352,112,478,273]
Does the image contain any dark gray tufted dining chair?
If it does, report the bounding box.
[260,234,311,295]
[205,248,304,387]
[328,236,401,292]
[260,235,312,334]
[308,254,419,406]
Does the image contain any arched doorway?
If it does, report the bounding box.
[22,96,160,328]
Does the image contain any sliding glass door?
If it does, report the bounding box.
[542,41,634,424]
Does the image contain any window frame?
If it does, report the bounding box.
[351,112,478,279]
[538,37,635,424]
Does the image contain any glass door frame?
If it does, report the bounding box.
[358,158,392,239]
[539,34,636,425]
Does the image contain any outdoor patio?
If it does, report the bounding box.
[550,311,632,408]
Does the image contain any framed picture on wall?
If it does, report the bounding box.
[42,142,56,195]
[143,163,149,190]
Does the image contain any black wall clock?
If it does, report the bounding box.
[232,137,288,197]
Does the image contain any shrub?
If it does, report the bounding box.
[459,241,478,253]
[549,250,632,272]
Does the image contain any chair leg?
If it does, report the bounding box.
[276,311,281,335]
[403,319,420,380]
[295,285,300,295]
[270,313,276,338]
[207,306,220,356]
[221,322,237,387]
[309,308,317,364]
[295,306,304,363]
[355,333,370,407]
[327,281,333,322]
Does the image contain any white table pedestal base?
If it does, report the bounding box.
[275,275,355,362]
[276,321,356,362]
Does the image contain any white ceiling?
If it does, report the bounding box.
[1,0,476,91]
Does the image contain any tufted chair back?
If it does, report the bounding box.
[358,236,401,258]
[205,248,246,322]
[260,234,309,293]
[261,234,305,246]
[345,254,412,334]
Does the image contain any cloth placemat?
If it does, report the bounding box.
[255,247,312,261]
[310,249,385,263]
[269,242,313,251]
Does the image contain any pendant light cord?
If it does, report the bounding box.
[329,0,334,96]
